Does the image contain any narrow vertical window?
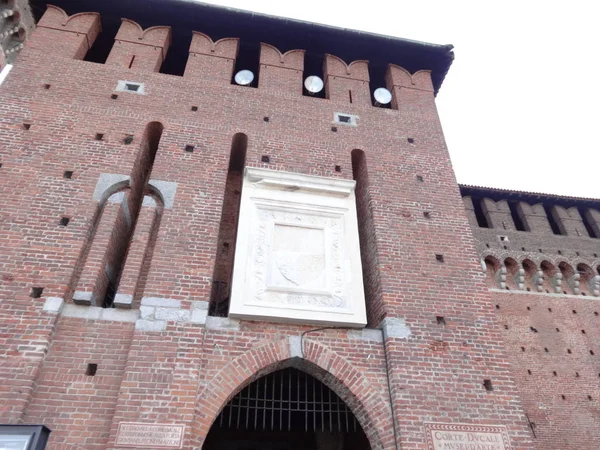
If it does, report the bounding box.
[351,149,382,327]
[209,134,248,316]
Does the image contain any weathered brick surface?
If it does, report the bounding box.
[0,5,539,450]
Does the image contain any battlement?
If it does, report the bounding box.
[18,3,453,107]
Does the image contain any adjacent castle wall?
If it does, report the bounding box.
[462,187,600,449]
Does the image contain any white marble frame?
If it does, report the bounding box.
[229,167,367,327]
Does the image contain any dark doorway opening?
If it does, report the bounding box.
[204,368,370,450]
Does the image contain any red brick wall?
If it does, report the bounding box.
[0,5,538,450]
[492,291,600,449]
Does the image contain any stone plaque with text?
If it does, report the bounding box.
[115,422,185,448]
[424,422,512,450]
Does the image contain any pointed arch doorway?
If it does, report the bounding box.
[203,368,371,450]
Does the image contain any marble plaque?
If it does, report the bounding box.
[115,422,185,448]
[229,168,367,327]
[424,422,512,450]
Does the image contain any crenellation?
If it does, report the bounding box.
[27,5,100,59]
[323,54,371,106]
[481,198,514,230]
[259,44,304,95]
[106,19,171,72]
[557,205,587,237]
[184,32,239,84]
[519,202,553,234]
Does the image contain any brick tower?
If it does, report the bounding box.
[0,1,557,449]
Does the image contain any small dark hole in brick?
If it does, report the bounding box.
[191,106,198,111]
[407,137,414,144]
[222,242,229,253]
[335,165,341,172]
[95,133,104,140]
[567,349,572,354]
[30,287,43,298]
[503,245,508,250]
[435,254,444,263]
[576,372,580,377]
[486,244,490,248]
[548,308,552,312]
[496,304,500,309]
[588,395,593,401]
[123,135,134,145]
[436,316,446,325]
[553,371,557,376]
[86,363,98,376]
[111,94,118,99]
[595,312,599,316]
[504,325,509,330]
[483,379,493,391]
[527,306,531,310]
[416,175,424,182]
[63,170,73,179]
[263,117,269,122]
[423,211,431,219]
[522,247,526,251]
[563,291,568,295]
[59,217,70,226]
[558,250,562,255]
[573,310,577,314]
[576,252,580,256]
[539,248,543,253]
[261,155,270,163]
[556,328,560,332]
[582,329,586,334]
[527,369,532,375]
[505,286,510,290]
[561,394,566,400]
[331,126,337,132]
[43,84,51,89]
[521,346,525,352]
[185,145,195,153]
[544,348,549,353]
[530,327,538,333]
[591,350,595,355]
[0,163,3,168]
[526,287,531,292]
[594,253,598,258]
[22,123,31,130]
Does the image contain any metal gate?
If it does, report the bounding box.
[215,368,359,433]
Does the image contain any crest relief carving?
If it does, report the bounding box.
[229,168,367,327]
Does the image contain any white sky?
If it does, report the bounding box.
[198,0,599,198]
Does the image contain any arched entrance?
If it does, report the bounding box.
[203,367,371,450]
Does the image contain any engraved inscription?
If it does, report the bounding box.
[425,422,512,450]
[115,422,185,448]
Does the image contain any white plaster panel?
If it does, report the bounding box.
[229,168,367,327]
